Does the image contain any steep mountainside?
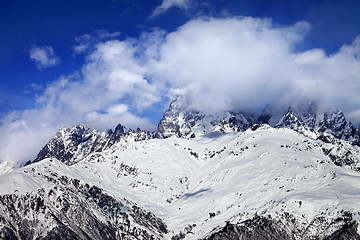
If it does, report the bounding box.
[0,159,167,239]
[28,124,152,166]
[28,99,360,169]
[158,99,360,146]
[1,99,360,239]
[275,106,360,146]
[156,98,256,139]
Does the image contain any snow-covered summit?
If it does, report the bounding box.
[30,125,109,165]
[156,98,256,139]
[28,98,360,168]
[157,98,360,146]
[275,105,360,146]
[29,123,152,166]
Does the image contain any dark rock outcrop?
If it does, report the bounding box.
[0,171,167,240]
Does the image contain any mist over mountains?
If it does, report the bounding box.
[1,16,360,166]
[19,97,360,169]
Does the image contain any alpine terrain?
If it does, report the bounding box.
[1,98,360,239]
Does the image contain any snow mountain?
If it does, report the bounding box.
[1,99,360,239]
[274,105,360,147]
[159,99,360,146]
[156,98,256,139]
[28,124,153,166]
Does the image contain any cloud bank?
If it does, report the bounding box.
[29,45,60,69]
[150,17,360,118]
[1,16,360,165]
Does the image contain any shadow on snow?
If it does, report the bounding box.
[181,188,212,199]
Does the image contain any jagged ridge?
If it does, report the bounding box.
[29,99,360,170]
[28,124,152,166]
[2,98,360,239]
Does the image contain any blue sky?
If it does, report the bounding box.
[1,0,360,116]
[1,0,360,164]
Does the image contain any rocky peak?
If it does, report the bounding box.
[31,125,108,165]
[273,107,316,138]
[30,99,360,166]
[276,108,303,129]
[30,123,152,166]
[108,123,127,145]
[156,98,200,138]
[215,112,255,133]
[156,98,256,138]
[295,103,318,131]
[311,109,359,145]
[274,105,360,146]
[157,98,360,145]
[318,110,353,138]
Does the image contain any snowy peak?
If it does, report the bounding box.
[319,110,358,143]
[215,112,255,133]
[157,98,255,139]
[157,98,360,147]
[30,123,152,166]
[157,98,200,138]
[30,99,360,167]
[276,108,307,132]
[275,105,360,146]
[31,125,108,165]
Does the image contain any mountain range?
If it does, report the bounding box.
[1,98,360,239]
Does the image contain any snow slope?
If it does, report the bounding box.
[1,123,360,239]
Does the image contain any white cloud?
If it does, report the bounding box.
[145,17,360,122]
[29,45,60,69]
[0,39,158,165]
[2,16,360,166]
[150,17,312,113]
[151,0,191,17]
[73,30,121,55]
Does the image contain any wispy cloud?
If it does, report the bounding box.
[150,0,191,18]
[29,45,60,69]
[24,83,43,94]
[73,30,121,55]
[1,16,360,166]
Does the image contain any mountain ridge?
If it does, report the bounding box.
[28,99,360,169]
[1,99,360,239]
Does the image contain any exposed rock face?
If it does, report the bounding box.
[276,106,360,146]
[29,124,152,166]
[206,214,360,240]
[156,98,255,139]
[156,98,203,138]
[325,222,360,240]
[31,125,110,165]
[0,168,167,240]
[206,216,294,240]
